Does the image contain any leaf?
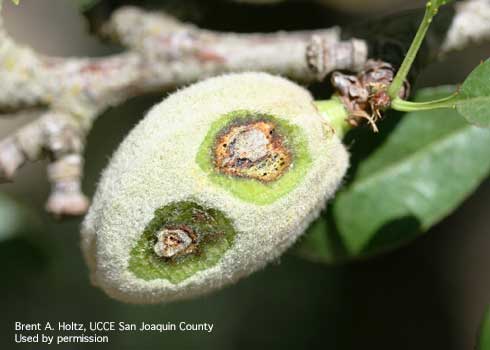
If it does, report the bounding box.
[478,306,490,350]
[296,86,490,263]
[456,59,490,127]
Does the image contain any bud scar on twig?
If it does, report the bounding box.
[213,119,292,182]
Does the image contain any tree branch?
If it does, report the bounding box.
[442,0,490,52]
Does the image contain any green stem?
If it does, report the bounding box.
[388,0,447,100]
[314,97,352,139]
[391,92,460,112]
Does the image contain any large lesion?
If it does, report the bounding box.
[213,118,292,182]
[196,110,312,204]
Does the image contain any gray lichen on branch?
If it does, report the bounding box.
[102,6,368,83]
[0,0,489,216]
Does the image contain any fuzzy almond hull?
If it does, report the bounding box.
[81,72,349,303]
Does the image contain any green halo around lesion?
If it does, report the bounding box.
[196,110,312,205]
[128,201,236,284]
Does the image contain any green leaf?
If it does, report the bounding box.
[392,60,490,127]
[296,86,490,263]
[478,306,490,350]
[457,59,490,128]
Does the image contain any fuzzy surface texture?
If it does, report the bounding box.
[81,72,349,303]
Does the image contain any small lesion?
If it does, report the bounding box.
[213,119,292,182]
[129,201,236,283]
[153,225,198,259]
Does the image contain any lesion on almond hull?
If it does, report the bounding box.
[213,118,292,182]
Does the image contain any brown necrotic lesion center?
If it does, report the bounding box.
[153,225,198,259]
[213,119,292,182]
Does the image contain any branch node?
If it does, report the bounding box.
[46,154,89,216]
[307,35,368,81]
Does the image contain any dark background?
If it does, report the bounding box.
[0,1,489,349]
